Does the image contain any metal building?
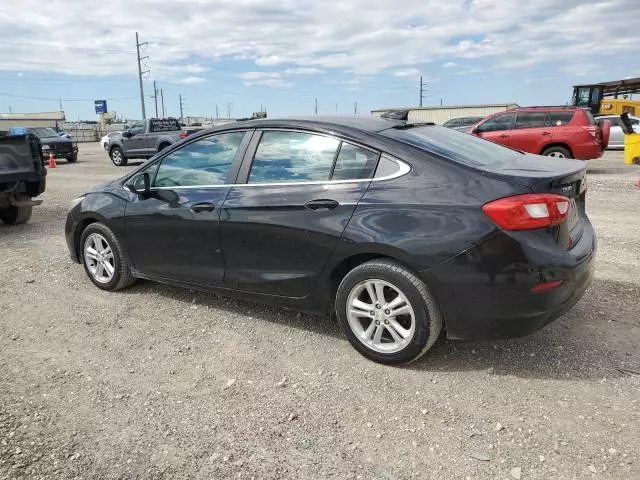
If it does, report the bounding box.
[0,111,66,131]
[371,103,519,125]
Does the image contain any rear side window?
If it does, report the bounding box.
[331,144,379,181]
[249,131,340,183]
[514,112,547,129]
[382,125,524,168]
[548,111,575,126]
[583,110,597,126]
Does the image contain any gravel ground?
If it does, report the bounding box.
[1,144,639,480]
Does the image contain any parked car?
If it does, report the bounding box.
[0,133,46,225]
[442,116,484,132]
[7,127,78,163]
[66,116,595,365]
[108,118,183,166]
[101,131,123,150]
[469,107,610,159]
[595,114,640,149]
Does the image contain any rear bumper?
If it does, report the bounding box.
[572,142,603,160]
[421,219,596,340]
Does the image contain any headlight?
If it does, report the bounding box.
[41,145,51,150]
[68,196,85,210]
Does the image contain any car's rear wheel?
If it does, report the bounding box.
[542,146,572,159]
[80,223,136,291]
[110,147,128,167]
[335,259,443,365]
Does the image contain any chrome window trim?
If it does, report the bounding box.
[145,154,411,191]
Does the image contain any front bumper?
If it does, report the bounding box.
[421,220,596,340]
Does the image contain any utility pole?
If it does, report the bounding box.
[419,76,426,107]
[160,88,165,117]
[314,98,318,115]
[215,104,219,119]
[335,103,338,115]
[58,97,63,112]
[227,102,231,119]
[136,32,149,119]
[354,102,358,115]
[8,105,11,113]
[179,93,184,121]
[153,80,159,117]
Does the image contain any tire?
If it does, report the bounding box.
[0,196,33,225]
[80,222,136,291]
[335,259,443,365]
[110,147,128,167]
[67,153,78,163]
[158,143,171,152]
[542,146,572,159]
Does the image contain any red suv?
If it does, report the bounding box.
[470,107,610,159]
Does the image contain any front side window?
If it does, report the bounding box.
[128,123,145,135]
[514,112,547,129]
[249,131,340,183]
[153,132,245,187]
[476,113,515,133]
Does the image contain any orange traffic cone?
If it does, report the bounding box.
[48,152,56,168]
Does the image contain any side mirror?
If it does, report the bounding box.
[126,172,151,195]
[122,131,132,138]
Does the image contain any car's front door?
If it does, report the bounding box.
[220,130,380,297]
[509,111,550,154]
[122,122,146,156]
[123,130,251,285]
[473,112,516,147]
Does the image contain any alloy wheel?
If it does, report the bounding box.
[111,149,123,165]
[346,279,416,354]
[84,233,116,284]
[546,151,566,158]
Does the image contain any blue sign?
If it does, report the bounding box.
[94,100,108,114]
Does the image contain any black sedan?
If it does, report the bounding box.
[65,116,595,365]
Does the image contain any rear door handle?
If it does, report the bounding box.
[304,199,340,211]
[191,202,215,213]
[542,131,552,136]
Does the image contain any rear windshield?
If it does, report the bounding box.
[381,125,524,167]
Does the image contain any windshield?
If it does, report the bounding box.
[30,127,59,139]
[381,125,524,167]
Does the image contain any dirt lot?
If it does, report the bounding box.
[1,143,639,480]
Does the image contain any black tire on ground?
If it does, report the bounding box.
[80,222,136,291]
[0,197,33,225]
[542,146,572,159]
[158,143,171,152]
[335,259,443,365]
[67,153,78,163]
[110,147,128,167]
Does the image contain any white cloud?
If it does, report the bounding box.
[176,76,206,84]
[442,62,458,68]
[393,69,420,77]
[0,0,636,82]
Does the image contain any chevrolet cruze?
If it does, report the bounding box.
[66,116,595,364]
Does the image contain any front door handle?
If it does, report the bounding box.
[499,134,509,138]
[304,199,340,211]
[542,131,552,136]
[191,202,215,213]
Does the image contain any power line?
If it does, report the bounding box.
[0,91,138,102]
[0,40,135,53]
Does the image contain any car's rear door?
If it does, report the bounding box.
[473,112,515,147]
[124,130,251,285]
[508,111,550,154]
[220,129,380,297]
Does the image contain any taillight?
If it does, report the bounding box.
[482,194,571,231]
[582,125,598,139]
[179,132,188,139]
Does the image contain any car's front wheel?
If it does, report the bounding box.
[80,223,136,291]
[335,259,443,365]
[110,147,128,167]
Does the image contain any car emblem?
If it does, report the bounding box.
[562,185,573,194]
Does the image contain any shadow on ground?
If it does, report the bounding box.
[119,276,639,381]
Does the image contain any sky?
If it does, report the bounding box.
[0,0,639,121]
